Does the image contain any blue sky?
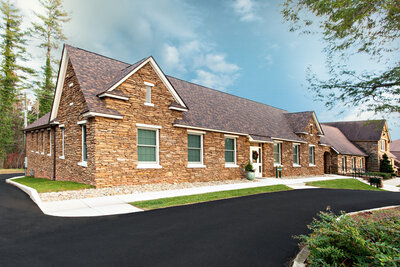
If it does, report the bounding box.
[18,0,399,139]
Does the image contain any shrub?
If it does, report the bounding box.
[369,172,395,179]
[296,209,400,266]
[245,161,254,172]
[380,153,395,175]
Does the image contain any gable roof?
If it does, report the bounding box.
[25,112,50,130]
[168,76,306,142]
[322,120,386,142]
[31,45,327,142]
[320,125,367,156]
[284,111,323,135]
[391,139,400,152]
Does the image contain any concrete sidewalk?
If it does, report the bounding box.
[6,175,355,217]
[356,177,400,192]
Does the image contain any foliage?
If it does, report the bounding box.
[14,176,93,193]
[282,0,400,115]
[0,0,32,163]
[245,161,254,172]
[369,171,395,180]
[131,185,292,210]
[296,209,400,266]
[31,0,70,116]
[305,178,383,191]
[380,153,395,175]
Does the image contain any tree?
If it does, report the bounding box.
[282,0,400,115]
[0,0,32,165]
[31,0,70,116]
[380,153,395,174]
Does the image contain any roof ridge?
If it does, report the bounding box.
[286,111,314,114]
[65,44,131,66]
[322,119,385,124]
[166,75,289,113]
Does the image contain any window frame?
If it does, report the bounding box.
[360,157,363,170]
[224,135,238,167]
[144,81,154,107]
[41,130,45,155]
[308,145,315,166]
[47,128,51,156]
[77,120,88,167]
[136,123,162,169]
[273,142,282,166]
[187,130,205,168]
[292,143,300,167]
[59,125,65,159]
[380,139,386,151]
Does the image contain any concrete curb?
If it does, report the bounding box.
[6,176,46,213]
[292,205,400,266]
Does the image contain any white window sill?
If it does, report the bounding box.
[309,164,316,167]
[274,163,283,167]
[31,150,34,153]
[187,163,206,168]
[47,154,51,157]
[59,156,65,159]
[293,164,301,168]
[41,152,44,155]
[78,161,88,167]
[35,152,39,154]
[144,102,154,107]
[225,163,239,168]
[136,163,162,169]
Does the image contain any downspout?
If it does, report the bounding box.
[53,126,56,180]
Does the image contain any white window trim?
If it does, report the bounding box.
[77,120,87,125]
[144,82,154,106]
[42,130,45,155]
[47,129,52,156]
[308,145,316,167]
[292,143,300,167]
[144,102,154,107]
[187,133,205,168]
[78,123,87,167]
[273,142,282,167]
[136,126,161,169]
[225,136,237,167]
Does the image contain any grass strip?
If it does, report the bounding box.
[13,176,93,193]
[131,184,292,210]
[306,178,384,191]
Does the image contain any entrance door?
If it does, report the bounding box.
[250,146,262,178]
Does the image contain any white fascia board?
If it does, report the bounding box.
[98,93,129,101]
[248,136,274,143]
[173,124,248,137]
[50,47,69,121]
[312,112,324,135]
[169,106,188,112]
[82,112,123,120]
[136,123,162,129]
[331,147,340,154]
[271,137,307,144]
[106,57,187,109]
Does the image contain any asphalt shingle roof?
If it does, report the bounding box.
[25,112,50,130]
[320,125,367,156]
[323,120,385,141]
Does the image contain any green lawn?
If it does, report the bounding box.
[13,177,93,193]
[131,184,292,210]
[306,178,384,191]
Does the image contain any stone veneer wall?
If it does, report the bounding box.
[25,62,329,188]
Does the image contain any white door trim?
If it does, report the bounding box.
[250,146,262,178]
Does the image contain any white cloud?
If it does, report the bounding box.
[192,70,240,91]
[204,54,240,73]
[265,54,273,66]
[232,0,260,22]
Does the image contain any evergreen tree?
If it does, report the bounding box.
[0,0,32,164]
[380,153,395,175]
[31,0,70,116]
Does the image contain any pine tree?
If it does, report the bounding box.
[31,0,70,116]
[380,153,395,175]
[0,0,32,165]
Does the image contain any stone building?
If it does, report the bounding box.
[321,120,393,173]
[24,45,336,187]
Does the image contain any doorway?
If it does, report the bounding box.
[250,146,262,178]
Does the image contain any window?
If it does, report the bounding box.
[380,140,386,151]
[188,134,203,165]
[48,129,51,156]
[138,129,157,163]
[225,137,236,165]
[360,158,363,169]
[310,124,313,135]
[82,125,87,162]
[42,131,45,154]
[309,145,315,166]
[60,126,65,159]
[352,157,355,170]
[342,157,346,172]
[36,132,39,152]
[145,86,151,103]
[293,144,300,166]
[273,142,281,165]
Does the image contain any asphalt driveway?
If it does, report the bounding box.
[1,173,399,266]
